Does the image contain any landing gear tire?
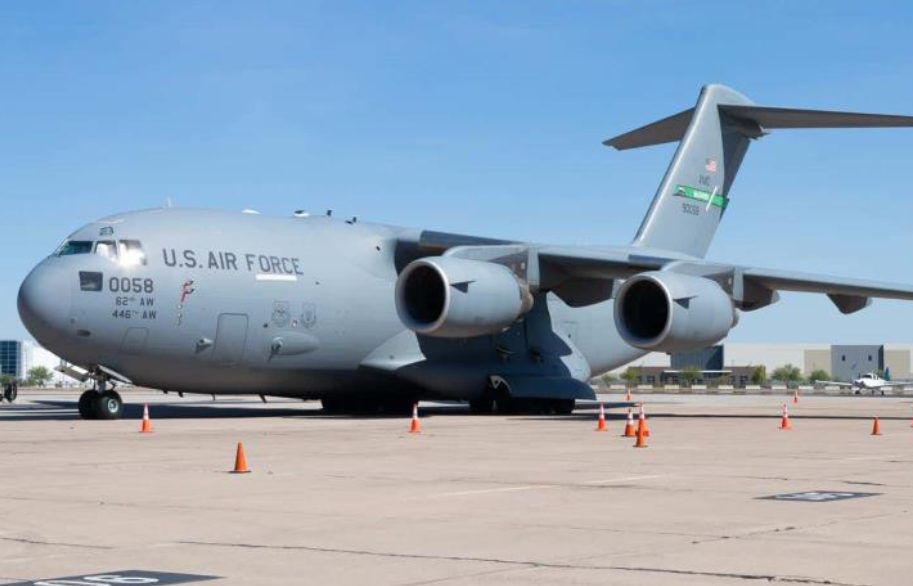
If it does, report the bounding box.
[494,395,518,415]
[380,398,416,416]
[469,397,495,415]
[493,395,575,415]
[3,384,17,403]
[550,399,575,415]
[321,398,345,414]
[78,390,100,419]
[94,391,123,420]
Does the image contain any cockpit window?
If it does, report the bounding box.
[95,240,118,260]
[117,240,146,266]
[56,240,93,256]
[79,271,103,292]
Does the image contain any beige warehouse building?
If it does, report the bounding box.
[621,344,913,382]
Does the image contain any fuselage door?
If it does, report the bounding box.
[212,313,249,367]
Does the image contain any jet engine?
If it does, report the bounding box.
[614,271,736,353]
[395,257,533,338]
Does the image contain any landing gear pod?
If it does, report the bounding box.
[395,257,533,338]
[614,271,736,353]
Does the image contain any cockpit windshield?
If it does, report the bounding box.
[95,240,117,260]
[55,238,146,266]
[56,240,93,256]
[117,240,147,266]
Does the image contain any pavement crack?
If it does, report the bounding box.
[178,540,866,584]
[0,536,111,550]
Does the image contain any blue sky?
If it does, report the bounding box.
[2,1,913,342]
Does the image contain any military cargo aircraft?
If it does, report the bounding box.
[18,84,913,419]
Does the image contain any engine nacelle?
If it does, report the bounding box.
[395,257,533,338]
[614,271,736,353]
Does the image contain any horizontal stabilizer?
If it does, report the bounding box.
[603,108,694,150]
[720,105,913,130]
[605,101,913,151]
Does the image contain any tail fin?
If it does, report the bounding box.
[606,84,913,258]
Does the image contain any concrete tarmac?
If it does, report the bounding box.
[1,390,912,585]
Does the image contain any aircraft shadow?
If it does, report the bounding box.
[519,413,913,422]
[3,400,475,421]
[3,401,904,423]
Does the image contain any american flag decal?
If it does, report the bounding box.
[705,157,717,174]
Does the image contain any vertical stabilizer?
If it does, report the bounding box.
[605,84,913,258]
[623,84,755,258]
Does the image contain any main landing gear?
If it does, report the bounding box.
[470,379,576,415]
[477,396,575,415]
[78,378,123,420]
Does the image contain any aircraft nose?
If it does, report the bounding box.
[18,263,73,345]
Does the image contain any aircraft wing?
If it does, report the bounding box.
[533,245,913,312]
[814,381,854,387]
[420,240,913,312]
[399,232,913,312]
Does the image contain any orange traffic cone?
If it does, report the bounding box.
[409,403,421,434]
[638,404,651,437]
[625,389,633,402]
[139,404,153,433]
[793,390,799,404]
[779,404,791,430]
[596,403,607,432]
[622,408,636,437]
[231,442,250,474]
[633,415,648,448]
[871,417,882,436]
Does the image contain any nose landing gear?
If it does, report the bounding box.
[78,377,123,420]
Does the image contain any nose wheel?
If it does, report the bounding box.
[78,379,124,420]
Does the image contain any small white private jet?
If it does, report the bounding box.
[819,371,910,394]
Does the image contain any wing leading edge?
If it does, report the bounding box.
[540,246,913,313]
[475,244,913,313]
[399,233,913,313]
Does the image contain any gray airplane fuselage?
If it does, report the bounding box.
[19,208,643,400]
[24,84,913,411]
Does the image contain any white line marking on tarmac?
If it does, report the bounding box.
[439,485,547,497]
[844,454,903,461]
[581,474,665,485]
[437,475,664,497]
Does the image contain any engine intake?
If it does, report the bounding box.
[396,257,533,338]
[614,271,736,353]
